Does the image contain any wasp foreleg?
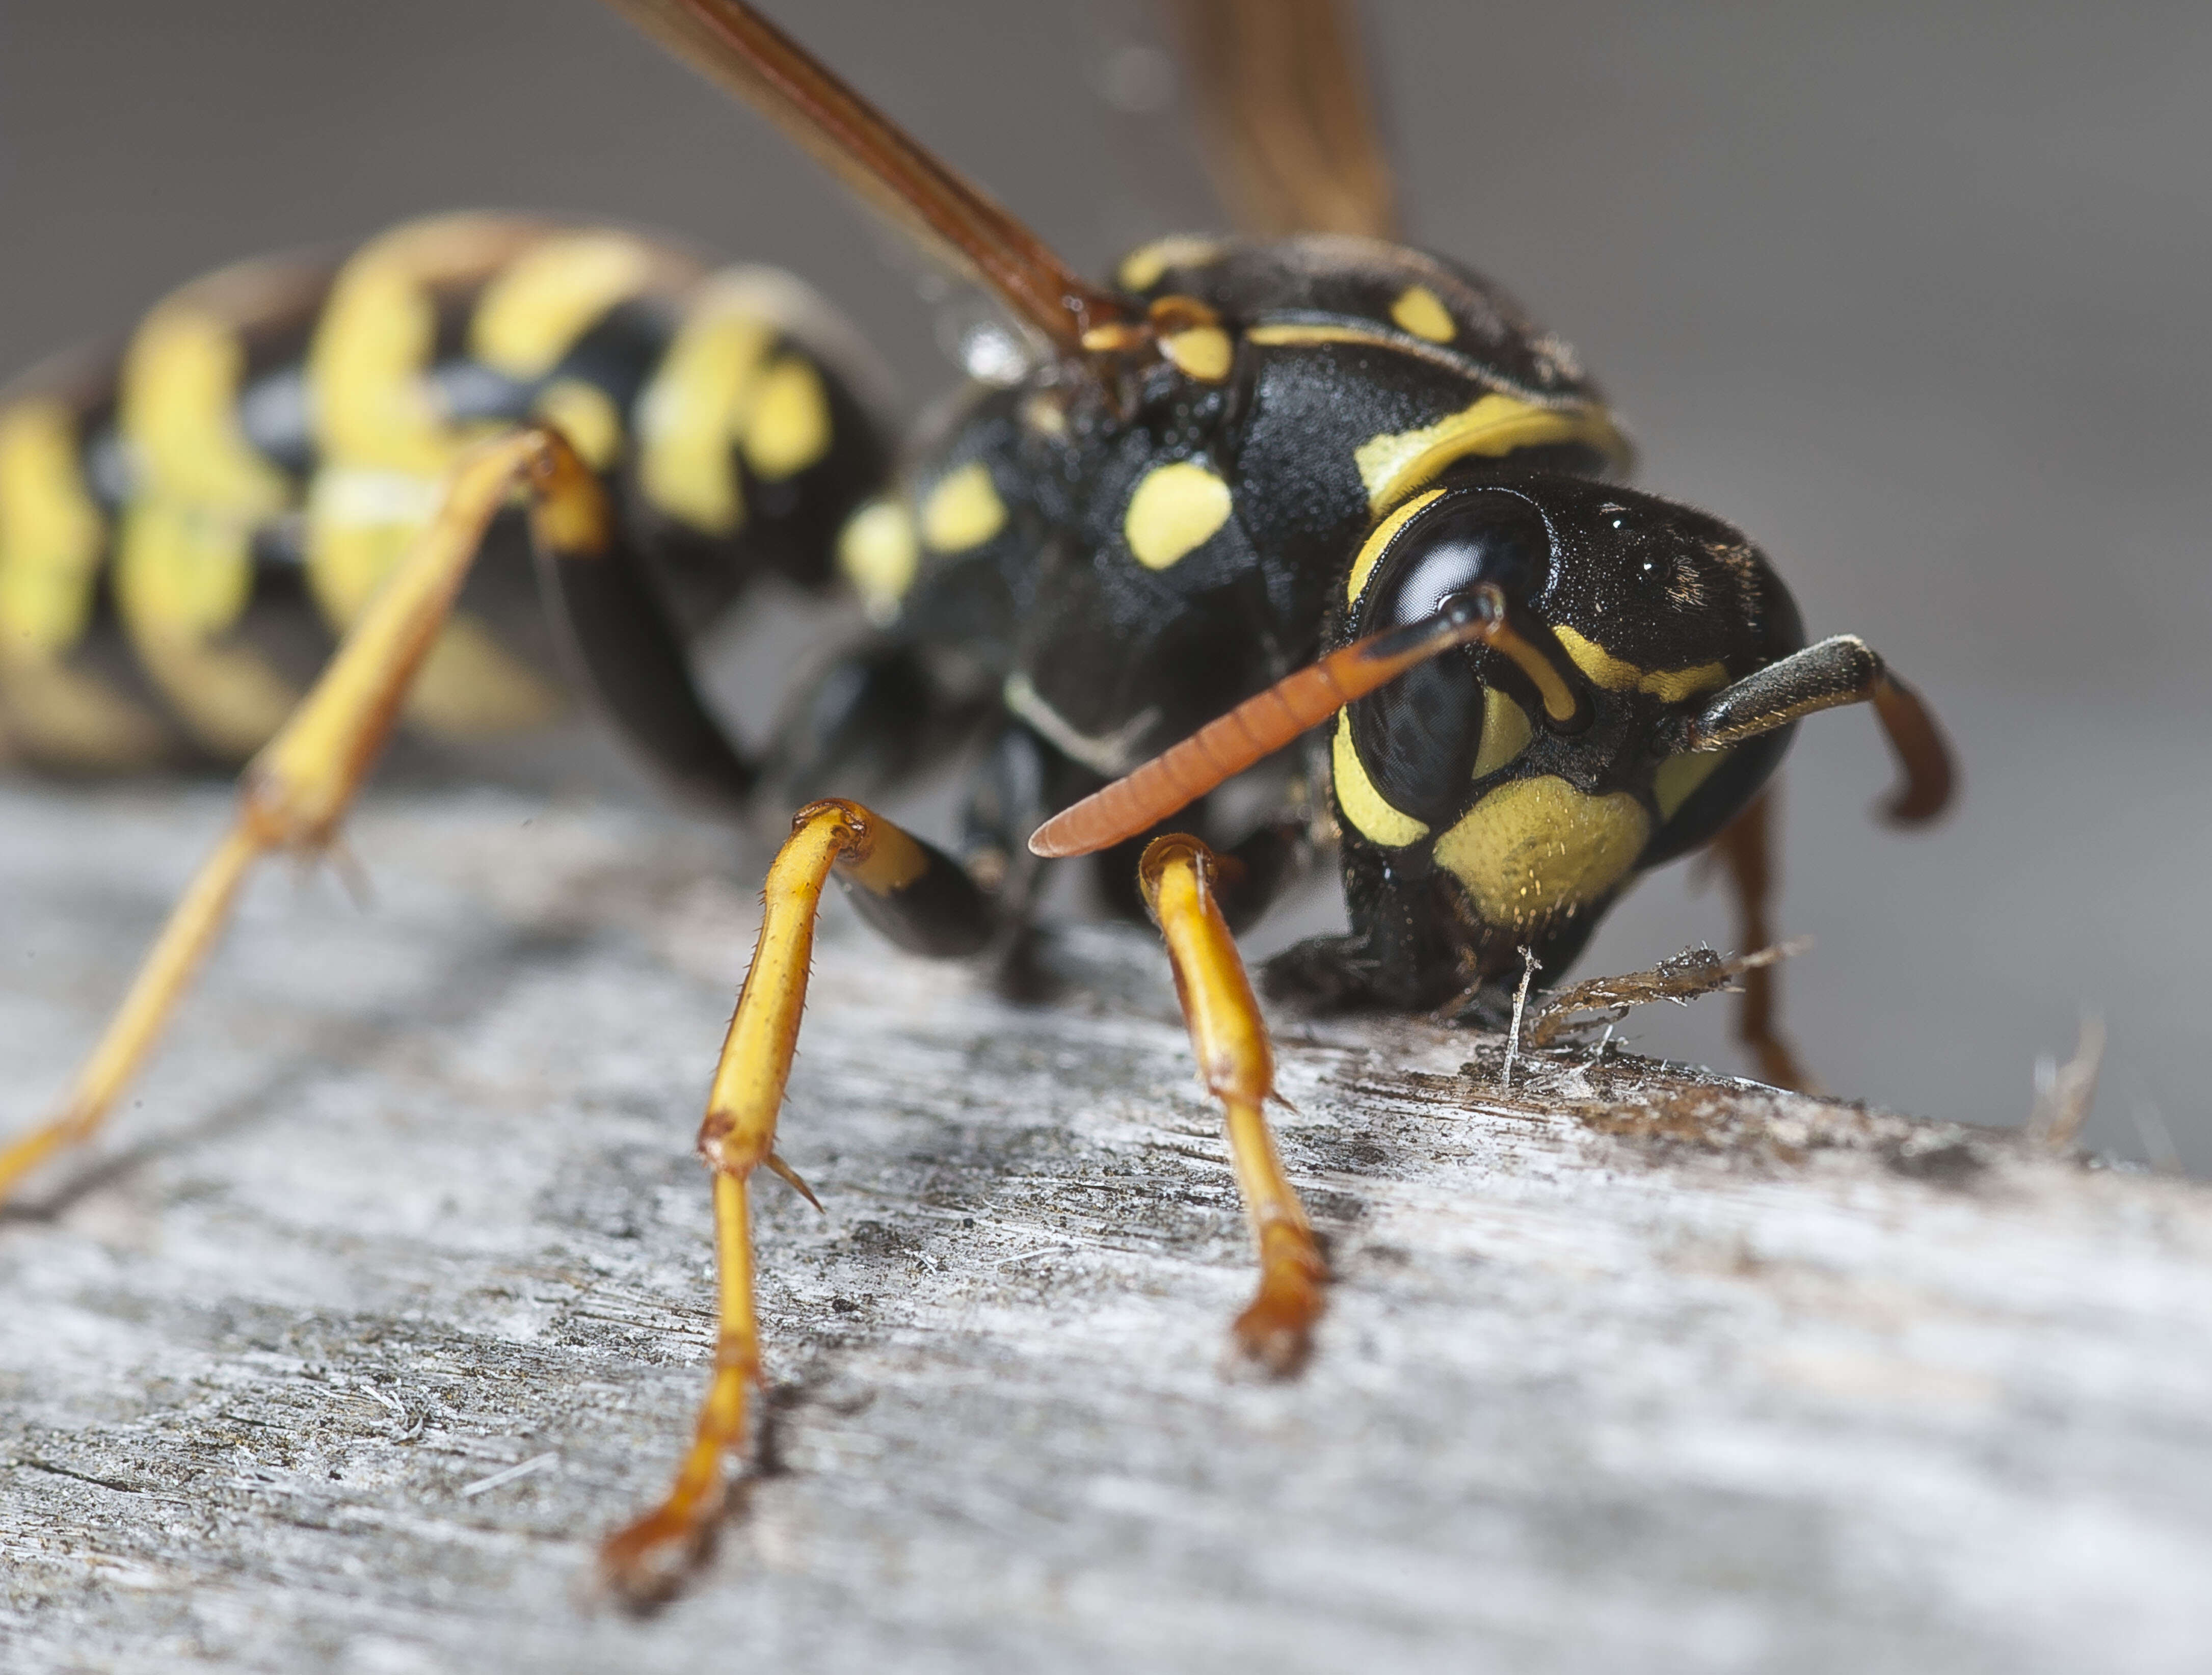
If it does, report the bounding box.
[1138,833,1326,1377]
[1707,788,1811,1090]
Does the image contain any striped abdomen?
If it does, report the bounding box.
[0,213,889,772]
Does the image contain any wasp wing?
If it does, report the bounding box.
[600,0,1130,361]
[1158,0,1398,238]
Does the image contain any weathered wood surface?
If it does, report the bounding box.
[4,782,2210,1674]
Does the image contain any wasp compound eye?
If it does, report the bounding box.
[1342,493,1555,829]
[1356,492,1552,635]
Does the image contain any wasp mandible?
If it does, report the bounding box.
[0,0,1953,1599]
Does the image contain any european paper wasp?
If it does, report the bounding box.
[0,0,1953,1599]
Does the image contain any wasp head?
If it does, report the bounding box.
[1322,472,1805,1005]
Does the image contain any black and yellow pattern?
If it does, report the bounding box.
[0,0,1960,1605]
[0,212,889,773]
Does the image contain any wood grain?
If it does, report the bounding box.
[3,784,2209,1673]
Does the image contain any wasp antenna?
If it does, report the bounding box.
[601,0,1130,361]
[1870,675,1956,827]
[1028,589,1507,859]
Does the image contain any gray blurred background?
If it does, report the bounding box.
[0,1,2206,1166]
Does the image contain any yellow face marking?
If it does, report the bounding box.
[310,215,544,474]
[534,378,624,470]
[1653,748,1733,820]
[1354,393,1631,513]
[1123,460,1232,570]
[741,355,832,480]
[837,498,919,624]
[0,401,106,657]
[1331,713,1429,847]
[1343,487,1446,606]
[1552,624,1728,703]
[920,461,1008,553]
[1161,325,1234,383]
[637,277,777,535]
[1390,285,1456,343]
[1433,775,1650,928]
[1470,686,1534,780]
[469,232,672,380]
[1116,236,1225,293]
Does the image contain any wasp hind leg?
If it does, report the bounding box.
[0,427,619,1205]
[1138,834,1326,1375]
[600,796,997,1603]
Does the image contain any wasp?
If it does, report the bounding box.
[0,0,1952,1600]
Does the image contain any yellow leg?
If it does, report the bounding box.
[0,427,610,1205]
[1139,834,1326,1375]
[598,796,947,1602]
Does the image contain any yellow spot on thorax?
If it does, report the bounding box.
[1124,460,1232,570]
[921,461,1007,553]
[1552,624,1728,703]
[1116,236,1225,293]
[742,355,831,480]
[838,498,919,623]
[1471,687,1534,780]
[1161,325,1234,382]
[1354,392,1631,513]
[1433,775,1650,927]
[1247,322,1410,351]
[1343,488,1445,605]
[1390,285,1456,343]
[1331,713,1428,847]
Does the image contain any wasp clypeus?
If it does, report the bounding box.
[0,0,1953,1601]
